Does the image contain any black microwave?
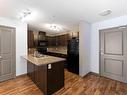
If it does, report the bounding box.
[38,41,48,47]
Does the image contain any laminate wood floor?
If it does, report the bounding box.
[0,70,127,95]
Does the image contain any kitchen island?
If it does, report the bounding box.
[23,54,65,95]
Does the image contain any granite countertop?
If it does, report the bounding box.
[23,54,66,66]
[47,47,67,55]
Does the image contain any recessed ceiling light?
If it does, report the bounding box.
[99,10,112,16]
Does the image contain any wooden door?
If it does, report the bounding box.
[100,27,127,83]
[0,26,15,82]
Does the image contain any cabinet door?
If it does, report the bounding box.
[27,61,35,82]
[57,35,67,46]
[72,32,79,38]
[28,30,34,48]
[38,31,46,41]
[68,32,79,40]
[47,36,51,46]
[34,66,40,86]
[52,37,55,46]
[57,36,60,46]
[55,36,59,46]
[47,61,64,95]
[63,34,68,46]
[68,32,73,40]
[60,35,64,46]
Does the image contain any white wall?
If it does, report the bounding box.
[0,17,27,76]
[91,15,127,73]
[79,21,91,76]
[2,14,127,77]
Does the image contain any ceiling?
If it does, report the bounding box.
[1,0,127,33]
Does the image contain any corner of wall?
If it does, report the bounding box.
[79,21,91,77]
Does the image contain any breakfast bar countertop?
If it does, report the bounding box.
[23,54,66,66]
[47,46,67,55]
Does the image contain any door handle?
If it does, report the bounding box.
[0,56,2,59]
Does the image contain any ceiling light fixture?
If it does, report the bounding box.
[45,16,62,31]
[46,24,62,31]
[19,9,32,20]
[99,9,112,16]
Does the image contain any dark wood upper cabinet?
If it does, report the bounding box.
[59,34,68,46]
[46,36,52,46]
[28,30,34,48]
[72,32,79,38]
[28,30,79,48]
[68,32,79,40]
[47,34,68,47]
[28,31,48,49]
[38,31,46,41]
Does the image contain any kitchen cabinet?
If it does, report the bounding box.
[46,36,52,46]
[27,61,35,81]
[27,60,64,95]
[57,34,68,46]
[52,36,57,46]
[38,31,46,41]
[47,34,68,46]
[28,31,79,48]
[28,31,47,49]
[28,30,34,48]
[47,36,56,46]
[68,32,79,40]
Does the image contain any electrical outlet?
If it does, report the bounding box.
[48,64,52,69]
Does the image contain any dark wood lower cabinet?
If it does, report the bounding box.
[27,61,64,95]
[47,62,64,95]
[27,62,35,81]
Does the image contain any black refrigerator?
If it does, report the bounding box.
[67,38,79,74]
